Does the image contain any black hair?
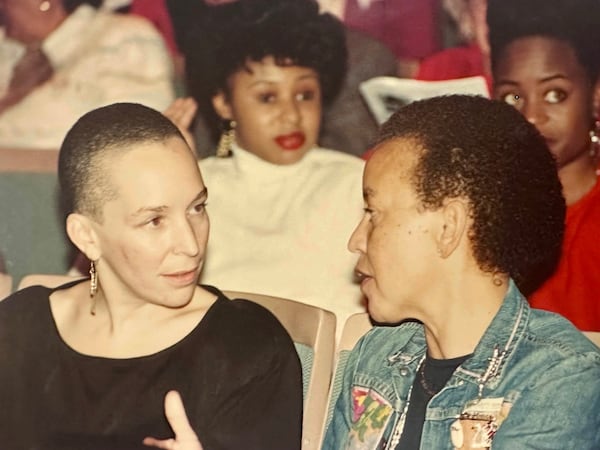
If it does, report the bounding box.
[376,95,566,295]
[183,0,347,141]
[488,0,600,83]
[58,102,185,220]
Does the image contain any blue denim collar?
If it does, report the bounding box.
[383,280,529,392]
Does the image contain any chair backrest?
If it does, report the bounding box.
[224,291,336,450]
[324,312,373,434]
[18,274,81,291]
[0,273,12,300]
[16,275,336,450]
[0,148,73,287]
[583,331,600,348]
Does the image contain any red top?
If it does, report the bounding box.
[416,43,492,94]
[343,0,441,60]
[529,178,600,331]
[130,0,179,55]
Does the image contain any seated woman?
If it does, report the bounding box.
[489,0,600,330]
[416,0,492,93]
[0,103,302,450]
[0,0,174,149]
[323,95,600,449]
[183,0,366,334]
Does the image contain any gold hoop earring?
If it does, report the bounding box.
[216,120,236,158]
[39,1,51,12]
[89,260,98,315]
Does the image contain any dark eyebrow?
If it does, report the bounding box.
[131,205,168,218]
[249,80,276,88]
[495,74,568,86]
[538,74,569,83]
[248,73,318,88]
[131,187,208,218]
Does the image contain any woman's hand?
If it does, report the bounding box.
[163,97,198,154]
[0,46,53,115]
[143,390,203,450]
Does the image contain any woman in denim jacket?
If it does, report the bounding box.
[323,95,600,449]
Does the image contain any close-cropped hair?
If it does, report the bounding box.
[58,102,185,221]
[488,0,600,82]
[184,0,347,138]
[376,95,566,295]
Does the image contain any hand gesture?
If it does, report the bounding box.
[0,46,53,114]
[163,97,198,153]
[143,390,203,450]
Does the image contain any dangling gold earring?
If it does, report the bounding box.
[216,120,236,158]
[39,1,51,12]
[89,260,98,315]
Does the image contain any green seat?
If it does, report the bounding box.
[0,172,73,290]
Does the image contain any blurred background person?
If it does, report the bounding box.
[130,0,397,157]
[416,0,491,93]
[180,0,366,337]
[319,0,442,77]
[489,0,600,330]
[0,0,174,149]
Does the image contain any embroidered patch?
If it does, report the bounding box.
[346,386,393,449]
[450,398,513,449]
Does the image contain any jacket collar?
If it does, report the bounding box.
[384,280,529,391]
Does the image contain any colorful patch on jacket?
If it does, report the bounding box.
[345,386,393,449]
[450,397,513,449]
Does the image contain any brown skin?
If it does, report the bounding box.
[494,36,600,205]
[349,139,507,359]
[212,56,322,166]
[0,0,67,44]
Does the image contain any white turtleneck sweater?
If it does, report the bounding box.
[0,5,174,149]
[199,145,366,337]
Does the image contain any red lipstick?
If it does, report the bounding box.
[275,132,305,150]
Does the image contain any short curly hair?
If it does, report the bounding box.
[488,0,600,83]
[59,103,186,221]
[183,0,347,140]
[376,95,566,295]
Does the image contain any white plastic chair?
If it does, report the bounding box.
[324,312,373,435]
[224,291,336,450]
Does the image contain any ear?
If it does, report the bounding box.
[211,90,234,121]
[436,199,469,258]
[66,213,101,261]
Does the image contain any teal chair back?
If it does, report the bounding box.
[0,149,73,290]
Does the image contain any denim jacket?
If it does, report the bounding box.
[323,281,600,449]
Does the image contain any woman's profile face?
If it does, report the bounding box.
[89,137,209,308]
[493,36,599,170]
[348,140,443,324]
[213,56,322,165]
